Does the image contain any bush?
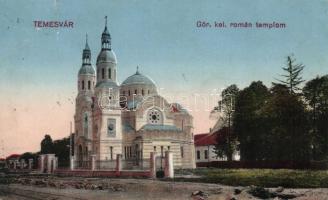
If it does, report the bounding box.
[156,170,164,178]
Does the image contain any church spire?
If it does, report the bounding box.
[85,33,90,50]
[101,16,111,50]
[82,33,91,65]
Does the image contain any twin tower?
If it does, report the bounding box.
[74,17,121,161]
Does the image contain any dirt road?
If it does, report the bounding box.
[0,176,328,199]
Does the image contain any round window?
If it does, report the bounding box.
[148,109,162,124]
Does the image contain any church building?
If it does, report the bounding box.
[72,19,196,169]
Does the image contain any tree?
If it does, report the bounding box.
[213,84,239,161]
[262,84,311,161]
[213,127,238,161]
[274,55,305,94]
[303,75,328,160]
[233,81,270,161]
[53,137,70,167]
[40,134,54,154]
[19,152,39,169]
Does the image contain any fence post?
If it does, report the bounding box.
[150,152,156,178]
[39,154,45,173]
[91,154,96,170]
[54,157,58,170]
[28,159,33,170]
[13,161,17,170]
[164,151,174,178]
[116,154,122,176]
[46,154,56,173]
[70,155,75,170]
[20,159,24,169]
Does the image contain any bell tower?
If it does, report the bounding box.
[93,17,122,161]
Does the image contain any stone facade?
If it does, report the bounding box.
[72,20,195,169]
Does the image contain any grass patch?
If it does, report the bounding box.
[174,168,328,188]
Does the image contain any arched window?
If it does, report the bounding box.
[108,68,111,79]
[88,81,91,90]
[102,68,105,79]
[85,146,88,158]
[83,113,88,137]
[82,81,85,90]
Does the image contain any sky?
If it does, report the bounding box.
[0,0,328,157]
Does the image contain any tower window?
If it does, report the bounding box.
[102,68,105,79]
[82,81,85,90]
[108,68,111,79]
[88,81,91,90]
[110,146,113,160]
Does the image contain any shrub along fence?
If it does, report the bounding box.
[196,160,328,170]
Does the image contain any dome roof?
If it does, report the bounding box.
[79,64,95,75]
[97,50,117,64]
[121,70,156,87]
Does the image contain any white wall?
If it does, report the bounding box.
[195,145,240,163]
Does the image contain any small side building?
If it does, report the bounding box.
[194,129,240,167]
[6,154,21,169]
[194,133,224,164]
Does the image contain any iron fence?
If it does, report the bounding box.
[74,160,91,169]
[96,160,116,170]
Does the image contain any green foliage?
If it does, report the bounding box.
[40,135,70,167]
[174,168,328,188]
[19,152,39,168]
[213,85,239,161]
[234,81,311,161]
[274,55,305,94]
[40,134,54,154]
[262,84,310,161]
[233,81,270,161]
[53,137,70,167]
[156,170,165,178]
[303,75,328,160]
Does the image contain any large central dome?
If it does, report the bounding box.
[120,69,158,106]
[121,70,156,87]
